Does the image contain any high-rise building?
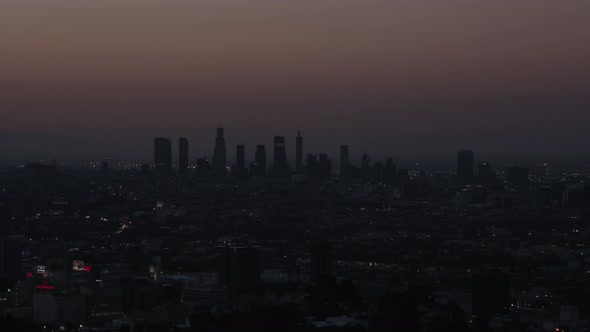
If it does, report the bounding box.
[385,158,397,185]
[254,145,267,176]
[296,131,303,172]
[319,153,331,180]
[373,161,384,182]
[154,138,172,175]
[457,150,474,186]
[235,144,247,181]
[478,162,493,182]
[306,154,321,179]
[472,271,510,318]
[310,241,332,285]
[361,153,370,180]
[178,137,189,175]
[340,145,349,180]
[0,239,21,280]
[273,136,289,177]
[196,155,211,180]
[212,126,227,181]
[218,246,261,296]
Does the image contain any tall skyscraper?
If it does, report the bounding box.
[178,137,189,175]
[236,145,245,170]
[196,155,211,180]
[385,158,397,185]
[478,162,493,182]
[218,246,261,296]
[273,136,289,177]
[306,154,318,179]
[361,153,370,180]
[296,131,303,172]
[254,145,266,176]
[154,138,172,175]
[340,145,349,179]
[457,150,474,186]
[236,144,247,181]
[212,126,227,181]
[319,153,331,180]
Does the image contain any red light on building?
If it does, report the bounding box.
[84,265,92,272]
[36,285,55,290]
[26,272,33,278]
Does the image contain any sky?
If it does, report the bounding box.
[1,0,589,165]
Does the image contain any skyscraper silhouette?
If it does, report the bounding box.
[178,137,189,175]
[361,152,370,180]
[154,138,172,175]
[478,162,493,183]
[236,144,247,181]
[296,131,303,172]
[273,136,289,177]
[457,150,474,186]
[212,126,227,181]
[254,145,267,176]
[196,155,211,180]
[340,145,349,179]
[319,153,331,180]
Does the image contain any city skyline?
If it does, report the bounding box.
[2,1,590,330]
[1,0,589,165]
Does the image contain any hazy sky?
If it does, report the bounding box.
[1,0,589,164]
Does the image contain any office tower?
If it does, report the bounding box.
[306,154,318,172]
[236,144,247,181]
[296,131,303,172]
[319,154,331,180]
[212,126,227,181]
[154,138,172,175]
[472,271,510,318]
[457,150,474,186]
[478,162,493,182]
[0,239,21,280]
[507,167,529,185]
[373,161,384,182]
[254,145,267,176]
[178,137,189,175]
[306,154,321,179]
[361,153,370,180]
[385,158,396,185]
[310,241,332,286]
[218,246,261,296]
[273,136,289,177]
[196,155,211,180]
[340,145,349,180]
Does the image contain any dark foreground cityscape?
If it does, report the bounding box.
[0,127,589,332]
